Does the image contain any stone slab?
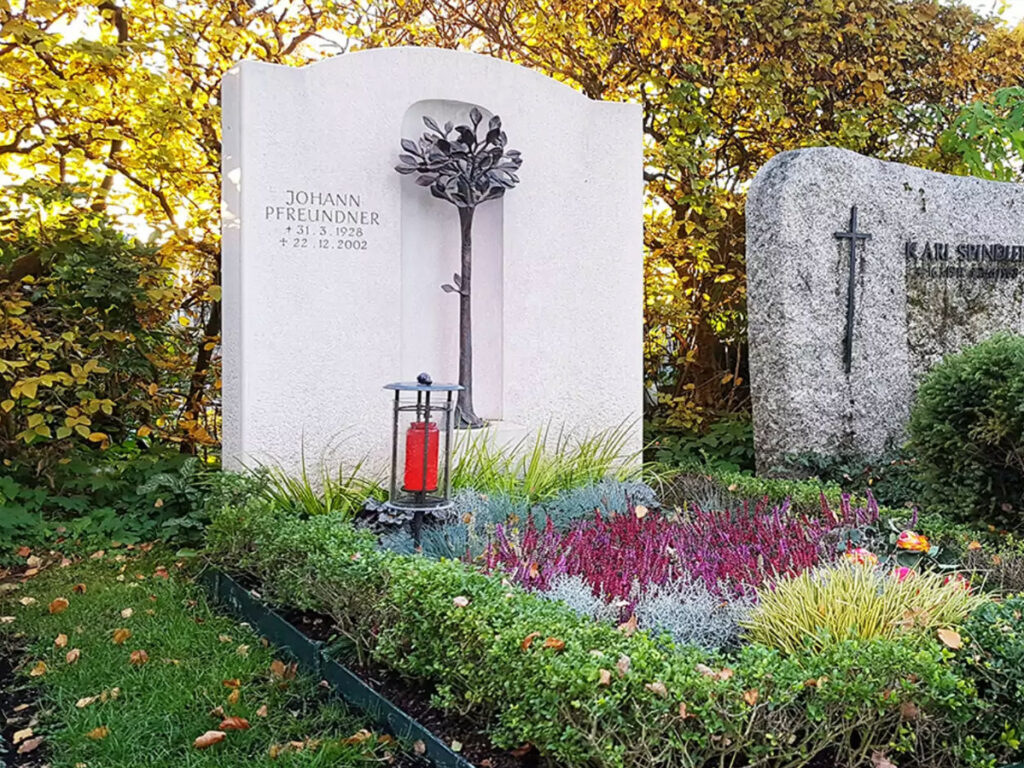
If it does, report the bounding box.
[747,147,1024,470]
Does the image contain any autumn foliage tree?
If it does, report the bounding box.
[2,0,1023,465]
[0,0,377,463]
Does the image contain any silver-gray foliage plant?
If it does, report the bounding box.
[631,577,753,651]
[540,575,622,624]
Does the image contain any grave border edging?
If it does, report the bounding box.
[198,568,476,768]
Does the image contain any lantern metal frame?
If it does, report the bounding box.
[383,377,462,523]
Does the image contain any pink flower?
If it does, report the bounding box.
[843,548,878,566]
[896,530,930,552]
[892,566,914,582]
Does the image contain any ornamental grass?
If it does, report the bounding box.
[744,562,986,654]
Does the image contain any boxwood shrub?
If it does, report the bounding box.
[908,332,1024,530]
[206,500,1008,768]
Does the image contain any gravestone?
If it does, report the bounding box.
[221,47,642,473]
[747,147,1024,471]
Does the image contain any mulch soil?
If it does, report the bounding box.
[0,630,47,768]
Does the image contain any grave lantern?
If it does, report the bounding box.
[383,373,462,530]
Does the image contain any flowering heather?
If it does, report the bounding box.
[484,494,878,601]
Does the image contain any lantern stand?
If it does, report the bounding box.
[383,373,462,548]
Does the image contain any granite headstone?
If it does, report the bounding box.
[747,147,1024,470]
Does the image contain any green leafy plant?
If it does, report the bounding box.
[646,413,755,473]
[957,595,1024,757]
[744,563,984,654]
[776,449,923,509]
[908,333,1024,530]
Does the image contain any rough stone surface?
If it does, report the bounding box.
[222,48,642,474]
[747,147,1024,471]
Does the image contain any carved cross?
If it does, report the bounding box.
[834,206,872,374]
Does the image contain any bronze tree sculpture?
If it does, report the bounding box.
[395,108,523,428]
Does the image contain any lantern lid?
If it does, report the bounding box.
[384,372,463,392]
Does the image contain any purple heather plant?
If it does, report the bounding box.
[484,493,879,607]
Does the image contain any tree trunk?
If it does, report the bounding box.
[455,206,484,428]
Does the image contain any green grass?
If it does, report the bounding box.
[0,551,406,767]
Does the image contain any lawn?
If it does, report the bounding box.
[0,549,414,768]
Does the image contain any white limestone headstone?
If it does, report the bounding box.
[221,47,642,474]
[746,147,1024,471]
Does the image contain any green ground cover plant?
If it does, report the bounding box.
[0,551,406,767]
[206,499,1017,768]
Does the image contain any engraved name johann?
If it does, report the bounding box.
[264,190,382,251]
[904,241,1023,281]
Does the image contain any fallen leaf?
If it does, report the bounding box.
[29,660,46,677]
[13,727,33,743]
[413,740,426,755]
[208,706,225,718]
[542,637,565,652]
[679,701,696,720]
[13,703,29,712]
[937,628,962,649]
[76,696,97,709]
[616,655,631,677]
[16,546,30,557]
[0,616,15,624]
[90,550,105,560]
[598,668,612,686]
[645,681,668,697]
[120,608,133,619]
[227,688,240,705]
[520,632,541,651]
[17,736,43,754]
[236,644,250,656]
[226,677,242,688]
[219,717,250,731]
[19,597,37,606]
[26,555,42,568]
[871,751,897,768]
[86,725,109,740]
[743,689,759,706]
[112,628,131,645]
[194,730,226,749]
[129,649,149,665]
[634,504,649,519]
[717,668,735,681]
[452,595,469,608]
[23,568,39,577]
[55,633,68,648]
[66,648,81,664]
[342,729,373,745]
[451,740,463,752]
[154,566,169,580]
[256,704,268,717]
[218,634,233,643]
[617,614,638,637]
[967,540,982,551]
[900,701,919,720]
